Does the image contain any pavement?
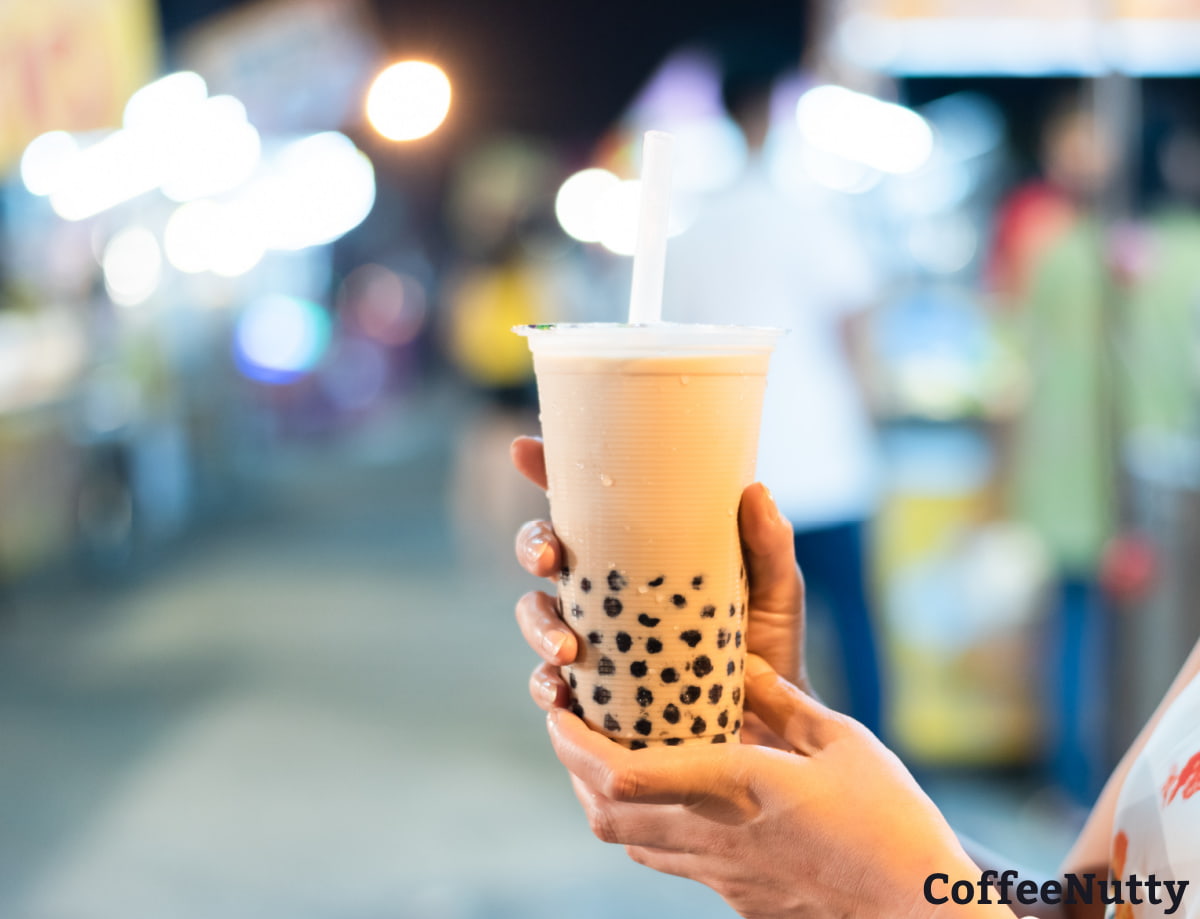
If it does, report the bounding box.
[0,395,1083,919]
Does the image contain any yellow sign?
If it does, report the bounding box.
[0,0,159,173]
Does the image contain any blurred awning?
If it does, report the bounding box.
[0,0,159,173]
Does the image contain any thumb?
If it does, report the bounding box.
[743,654,844,755]
[739,483,803,684]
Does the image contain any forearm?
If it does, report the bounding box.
[958,836,1105,919]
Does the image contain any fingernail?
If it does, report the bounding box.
[538,677,559,706]
[543,629,569,658]
[761,485,781,524]
[525,536,550,567]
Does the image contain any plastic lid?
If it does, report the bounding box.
[514,322,784,356]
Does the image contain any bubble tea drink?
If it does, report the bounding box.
[518,324,779,748]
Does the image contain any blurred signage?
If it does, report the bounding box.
[838,0,1200,74]
[0,0,158,172]
[177,0,383,134]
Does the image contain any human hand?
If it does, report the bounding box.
[545,654,980,919]
[511,435,808,741]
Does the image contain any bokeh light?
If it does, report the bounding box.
[338,264,426,347]
[554,168,621,243]
[234,295,332,384]
[102,227,162,308]
[598,179,643,256]
[366,61,452,141]
[20,131,81,197]
[159,96,262,203]
[797,85,933,175]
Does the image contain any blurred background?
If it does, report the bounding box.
[3,0,1200,916]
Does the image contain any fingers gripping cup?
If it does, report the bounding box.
[518,323,780,748]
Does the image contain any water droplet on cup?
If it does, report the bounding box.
[679,375,690,385]
[599,474,613,487]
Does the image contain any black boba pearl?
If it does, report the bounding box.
[732,719,741,734]
[732,687,741,705]
[729,603,736,618]
[560,567,570,583]
[570,604,584,619]
[634,718,652,736]
[604,713,620,732]
[580,577,592,593]
[727,660,736,676]
[630,660,648,678]
[598,656,615,675]
[603,597,623,617]
[735,631,742,648]
[680,685,700,704]
[692,655,713,678]
[636,687,654,707]
[615,632,632,652]
[630,740,647,750]
[680,630,702,648]
[716,629,731,649]
[570,701,584,717]
[691,716,706,735]
[664,737,682,746]
[717,710,729,728]
[662,703,680,724]
[637,613,660,627]
[701,605,716,619]
[708,684,723,704]
[646,637,663,654]
[593,686,611,705]
[607,570,628,591]
[711,734,727,744]
[568,672,577,689]
[671,594,687,608]
[587,631,602,645]
[648,576,664,587]
[692,575,704,589]
[660,667,679,683]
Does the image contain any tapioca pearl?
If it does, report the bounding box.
[603,597,623,617]
[716,629,731,649]
[711,734,727,744]
[660,667,679,684]
[570,701,584,718]
[731,687,741,705]
[671,594,687,608]
[728,603,736,618]
[662,703,681,724]
[648,576,664,588]
[692,655,713,678]
[680,630,702,648]
[580,577,592,593]
[630,660,648,678]
[732,719,741,734]
[692,575,704,589]
[664,737,682,746]
[587,631,602,645]
[740,658,745,671]
[560,566,571,583]
[604,713,620,732]
[708,684,723,704]
[615,632,632,652]
[608,570,628,591]
[568,672,577,689]
[726,659,736,676]
[691,715,707,735]
[646,637,663,654]
[636,687,654,707]
[679,685,700,704]
[634,718,652,736]
[637,613,660,627]
[717,710,729,728]
[571,604,584,620]
[700,604,716,619]
[593,686,611,705]
[735,631,742,648]
[598,657,615,676]
[630,740,647,750]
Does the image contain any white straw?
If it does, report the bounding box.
[628,130,674,324]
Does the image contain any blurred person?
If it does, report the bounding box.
[662,44,884,736]
[988,93,1154,806]
[511,435,1200,919]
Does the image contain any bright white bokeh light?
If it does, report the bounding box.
[208,202,266,277]
[123,71,208,133]
[555,168,621,243]
[797,85,933,174]
[164,200,221,273]
[102,227,162,307]
[907,215,978,275]
[798,144,882,195]
[598,180,643,256]
[20,131,81,197]
[160,95,261,202]
[51,130,161,221]
[366,61,452,141]
[670,118,747,193]
[234,295,332,383]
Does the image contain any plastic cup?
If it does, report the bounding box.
[517,323,781,748]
